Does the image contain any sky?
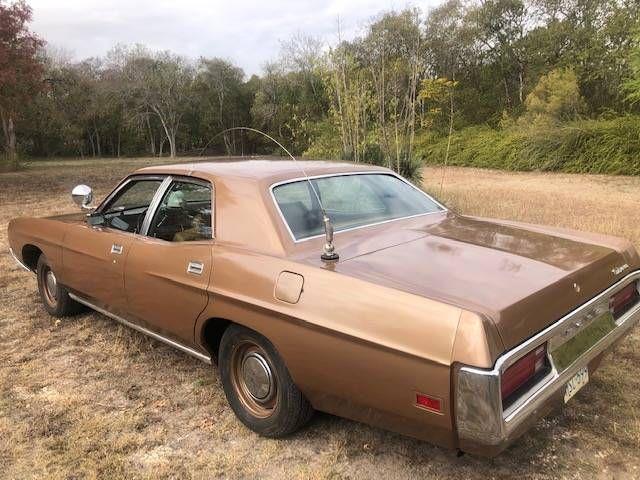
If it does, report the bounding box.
[29,0,440,77]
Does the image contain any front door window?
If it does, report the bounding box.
[97,178,163,234]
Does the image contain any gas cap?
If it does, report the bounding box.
[275,271,304,304]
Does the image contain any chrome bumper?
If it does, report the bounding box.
[456,271,640,455]
[8,247,32,272]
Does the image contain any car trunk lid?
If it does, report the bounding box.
[334,214,630,350]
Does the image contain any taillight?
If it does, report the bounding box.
[501,344,547,402]
[416,393,442,413]
[610,281,639,319]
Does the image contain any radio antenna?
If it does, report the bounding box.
[209,126,339,262]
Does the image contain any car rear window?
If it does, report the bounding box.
[272,173,443,241]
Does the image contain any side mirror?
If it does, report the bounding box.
[72,184,93,210]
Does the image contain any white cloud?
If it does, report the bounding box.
[28,0,438,76]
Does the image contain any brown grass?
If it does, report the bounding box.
[1,158,639,479]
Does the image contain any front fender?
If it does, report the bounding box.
[7,217,68,277]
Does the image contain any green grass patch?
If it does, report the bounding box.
[417,115,640,175]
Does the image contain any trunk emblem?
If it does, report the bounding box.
[573,283,581,293]
[612,264,629,276]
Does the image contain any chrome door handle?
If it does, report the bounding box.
[111,244,123,255]
[187,261,204,275]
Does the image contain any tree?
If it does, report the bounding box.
[419,77,458,193]
[521,68,585,125]
[473,0,530,108]
[362,9,425,176]
[0,0,44,169]
[194,58,248,154]
[122,47,194,158]
[623,33,640,106]
[532,0,640,112]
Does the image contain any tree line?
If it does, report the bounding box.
[1,0,640,177]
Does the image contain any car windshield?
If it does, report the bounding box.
[272,173,443,241]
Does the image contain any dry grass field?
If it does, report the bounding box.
[1,158,640,479]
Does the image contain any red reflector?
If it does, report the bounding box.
[416,393,442,412]
[610,282,639,318]
[501,344,547,401]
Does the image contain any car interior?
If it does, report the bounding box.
[92,179,212,241]
[148,182,212,242]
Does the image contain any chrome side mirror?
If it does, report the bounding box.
[72,184,93,210]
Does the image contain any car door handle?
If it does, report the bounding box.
[187,261,204,275]
[111,244,124,255]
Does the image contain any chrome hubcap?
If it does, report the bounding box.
[45,270,57,300]
[241,352,273,402]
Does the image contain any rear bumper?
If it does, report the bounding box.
[455,271,640,456]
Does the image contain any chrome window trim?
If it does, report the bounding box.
[456,270,640,447]
[269,171,447,244]
[68,292,212,364]
[92,174,169,237]
[140,176,173,235]
[96,174,168,214]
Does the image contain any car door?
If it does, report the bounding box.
[124,177,214,345]
[62,176,166,314]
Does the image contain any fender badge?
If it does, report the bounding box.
[573,283,581,293]
[612,264,629,276]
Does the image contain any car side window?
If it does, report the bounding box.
[148,180,213,242]
[99,179,163,234]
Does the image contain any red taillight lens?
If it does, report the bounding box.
[416,393,442,413]
[501,344,547,401]
[610,282,639,319]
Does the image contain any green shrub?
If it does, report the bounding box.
[303,123,423,182]
[417,116,640,175]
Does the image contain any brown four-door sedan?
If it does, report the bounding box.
[7,160,640,456]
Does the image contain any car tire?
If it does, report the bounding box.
[36,254,83,317]
[218,324,314,437]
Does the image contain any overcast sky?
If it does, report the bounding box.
[29,0,440,76]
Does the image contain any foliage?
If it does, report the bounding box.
[520,69,585,126]
[417,116,640,175]
[302,120,342,160]
[418,78,458,131]
[3,0,640,177]
[623,33,640,105]
[194,58,249,154]
[0,0,44,169]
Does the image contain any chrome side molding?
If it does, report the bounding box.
[68,293,212,364]
[8,247,33,273]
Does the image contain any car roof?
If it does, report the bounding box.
[134,158,390,185]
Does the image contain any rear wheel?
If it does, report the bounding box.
[219,324,314,437]
[36,254,82,317]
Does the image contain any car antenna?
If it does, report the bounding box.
[215,127,339,262]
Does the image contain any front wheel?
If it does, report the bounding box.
[218,324,314,437]
[36,254,83,317]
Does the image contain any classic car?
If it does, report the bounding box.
[7,159,640,456]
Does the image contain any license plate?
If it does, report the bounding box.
[550,312,615,371]
[564,366,589,403]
